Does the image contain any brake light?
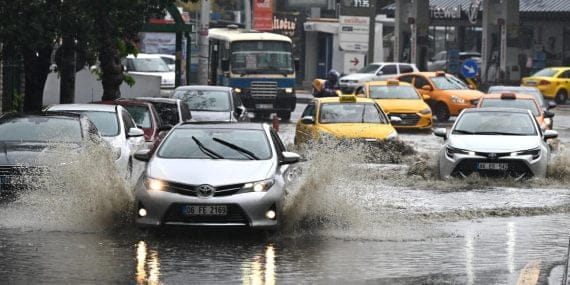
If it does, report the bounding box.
[539,80,550,86]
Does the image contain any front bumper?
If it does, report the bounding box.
[388,112,432,130]
[240,89,297,113]
[134,179,283,229]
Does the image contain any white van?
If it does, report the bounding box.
[125,54,175,90]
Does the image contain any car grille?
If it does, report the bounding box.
[165,182,243,197]
[452,159,532,178]
[389,113,420,126]
[162,203,250,225]
[251,81,278,99]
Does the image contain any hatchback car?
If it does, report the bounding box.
[339,62,418,93]
[521,67,570,104]
[434,108,558,179]
[355,80,432,130]
[397,71,484,121]
[133,123,301,229]
[477,92,554,130]
[46,104,145,180]
[171,85,248,122]
[0,112,103,199]
[294,95,399,145]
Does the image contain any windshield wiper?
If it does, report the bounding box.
[191,136,224,159]
[452,129,475,134]
[473,131,526,136]
[212,137,259,160]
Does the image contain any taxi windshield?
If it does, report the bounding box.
[430,75,469,90]
[479,98,540,116]
[369,86,420,99]
[319,103,387,124]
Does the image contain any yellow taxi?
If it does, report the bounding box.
[521,67,570,104]
[355,80,432,130]
[294,95,398,145]
[396,71,484,122]
[476,92,554,130]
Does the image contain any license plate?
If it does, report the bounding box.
[182,205,227,216]
[478,162,508,170]
[256,104,273,109]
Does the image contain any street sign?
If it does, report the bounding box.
[343,53,365,74]
[339,16,369,52]
[461,59,479,78]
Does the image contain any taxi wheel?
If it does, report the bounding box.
[434,102,450,122]
[555,90,568,104]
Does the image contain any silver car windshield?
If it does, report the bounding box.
[158,129,272,160]
[0,117,83,143]
[453,112,537,136]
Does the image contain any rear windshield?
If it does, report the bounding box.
[0,116,82,143]
[479,98,540,116]
[369,86,420,99]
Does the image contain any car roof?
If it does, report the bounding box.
[366,80,414,87]
[126,53,163,59]
[482,93,536,100]
[177,122,266,130]
[47,103,118,112]
[174,85,233,92]
[488,85,539,91]
[1,111,84,120]
[462,107,531,114]
[399,71,447,77]
[127,97,180,104]
[367,62,417,65]
[100,100,153,107]
[314,96,377,104]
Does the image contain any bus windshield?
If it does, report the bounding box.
[231,41,293,75]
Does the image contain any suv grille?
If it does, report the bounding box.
[251,81,278,99]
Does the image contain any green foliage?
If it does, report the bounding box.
[11,90,24,112]
[124,74,136,87]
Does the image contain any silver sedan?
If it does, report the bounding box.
[434,108,558,179]
[133,122,300,229]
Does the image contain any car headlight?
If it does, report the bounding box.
[451,96,465,104]
[386,130,398,140]
[446,146,469,157]
[419,108,432,115]
[512,148,540,160]
[144,177,166,192]
[285,88,293,93]
[241,178,275,193]
[234,88,242,93]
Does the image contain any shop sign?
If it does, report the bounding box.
[339,16,369,52]
[254,0,273,31]
[430,0,482,24]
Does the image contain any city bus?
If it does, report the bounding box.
[208,26,297,120]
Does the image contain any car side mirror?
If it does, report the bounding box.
[281,151,301,165]
[544,110,555,118]
[544,129,558,140]
[389,116,402,124]
[548,101,557,109]
[301,116,315,124]
[422,94,431,100]
[128,127,144,137]
[433,128,447,139]
[134,149,151,162]
[422,85,433,92]
[376,71,384,75]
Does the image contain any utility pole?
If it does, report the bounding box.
[244,0,251,30]
[197,0,210,85]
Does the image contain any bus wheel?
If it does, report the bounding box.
[277,112,291,121]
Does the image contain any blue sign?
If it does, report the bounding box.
[461,59,479,78]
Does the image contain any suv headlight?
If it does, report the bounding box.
[241,178,275,192]
[512,148,540,160]
[145,177,166,192]
[451,96,465,104]
[446,146,469,157]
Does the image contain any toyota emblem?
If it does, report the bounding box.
[196,184,215,198]
[488,153,497,159]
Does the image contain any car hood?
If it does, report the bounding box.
[0,142,81,166]
[340,73,376,81]
[448,135,540,152]
[148,159,275,186]
[374,99,430,113]
[319,124,396,139]
[191,111,233,122]
[438,89,483,100]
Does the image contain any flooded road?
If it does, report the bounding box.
[1,103,570,284]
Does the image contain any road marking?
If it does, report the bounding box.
[516,260,541,285]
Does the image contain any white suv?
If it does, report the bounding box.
[339,62,418,92]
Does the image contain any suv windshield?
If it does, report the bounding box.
[173,90,231,112]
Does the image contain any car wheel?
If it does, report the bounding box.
[555,89,568,104]
[277,112,291,121]
[434,102,450,122]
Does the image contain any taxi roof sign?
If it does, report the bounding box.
[339,94,357,103]
[500,92,516,100]
[387,79,400,86]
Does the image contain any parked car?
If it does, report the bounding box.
[434,108,558,179]
[427,51,481,72]
[355,80,433,131]
[294,94,399,145]
[0,112,103,199]
[477,92,554,130]
[171,85,249,122]
[132,122,301,230]
[121,97,193,126]
[521,67,570,104]
[397,71,484,121]
[100,100,165,150]
[124,53,175,90]
[339,62,419,93]
[156,54,175,71]
[45,104,145,180]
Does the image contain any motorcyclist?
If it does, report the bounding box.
[321,69,341,97]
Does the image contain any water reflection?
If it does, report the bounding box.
[242,244,276,285]
[136,241,161,285]
[465,229,474,285]
[507,222,516,274]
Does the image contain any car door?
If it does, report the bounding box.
[295,102,317,144]
[412,75,434,101]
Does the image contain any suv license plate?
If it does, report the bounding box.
[256,104,273,109]
[182,205,227,216]
[478,162,508,170]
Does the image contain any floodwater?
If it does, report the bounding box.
[1,105,570,284]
